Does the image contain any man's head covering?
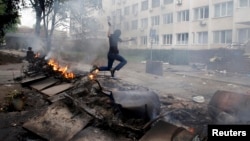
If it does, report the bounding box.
[114,29,121,37]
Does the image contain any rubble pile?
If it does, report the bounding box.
[7,55,195,140]
[1,52,249,141]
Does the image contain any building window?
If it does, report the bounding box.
[214,1,233,17]
[164,0,173,5]
[163,13,173,24]
[163,34,172,45]
[177,10,189,22]
[111,11,116,23]
[116,9,122,23]
[116,9,121,16]
[238,28,250,43]
[132,3,138,15]
[152,0,160,8]
[151,15,160,26]
[141,18,148,28]
[116,0,121,4]
[177,33,189,44]
[140,36,148,45]
[124,22,129,31]
[197,32,208,44]
[124,6,130,15]
[239,0,250,7]
[141,0,148,11]
[152,35,159,45]
[131,37,137,45]
[213,30,232,44]
[116,24,121,30]
[194,6,209,20]
[131,20,138,30]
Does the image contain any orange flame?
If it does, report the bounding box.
[94,69,99,74]
[47,58,75,79]
[88,74,94,80]
[35,52,40,58]
[188,127,195,134]
[88,68,99,80]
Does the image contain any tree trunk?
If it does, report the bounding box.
[45,0,59,52]
[31,0,43,36]
[42,9,49,52]
[35,8,42,36]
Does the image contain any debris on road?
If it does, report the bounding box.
[1,50,250,141]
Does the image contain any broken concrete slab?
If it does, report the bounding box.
[41,83,73,97]
[23,101,92,141]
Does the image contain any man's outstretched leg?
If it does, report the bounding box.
[111,54,127,77]
[98,53,115,71]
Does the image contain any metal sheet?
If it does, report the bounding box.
[41,83,73,97]
[29,77,59,91]
[22,101,92,141]
[71,126,130,141]
[139,120,189,141]
[112,90,161,121]
[208,90,250,123]
[145,61,163,76]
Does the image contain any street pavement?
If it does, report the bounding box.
[117,62,250,102]
[0,50,249,103]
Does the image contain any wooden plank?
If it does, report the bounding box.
[23,101,92,141]
[29,77,59,91]
[21,75,47,85]
[48,87,88,103]
[47,92,67,103]
[41,83,73,97]
[47,87,87,103]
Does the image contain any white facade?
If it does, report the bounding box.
[102,0,250,50]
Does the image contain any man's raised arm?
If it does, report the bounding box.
[107,22,111,37]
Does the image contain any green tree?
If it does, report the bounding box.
[0,0,21,43]
[66,0,103,40]
[30,0,102,52]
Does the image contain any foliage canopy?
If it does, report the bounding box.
[0,0,21,43]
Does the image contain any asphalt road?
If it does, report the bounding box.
[1,49,250,141]
[0,49,249,104]
[118,62,250,103]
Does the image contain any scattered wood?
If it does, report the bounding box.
[23,101,93,141]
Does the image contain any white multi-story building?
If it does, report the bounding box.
[102,0,250,50]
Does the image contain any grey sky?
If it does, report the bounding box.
[20,8,35,28]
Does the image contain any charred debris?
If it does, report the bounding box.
[1,53,249,141]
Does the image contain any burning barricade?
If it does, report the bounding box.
[1,50,249,141]
[17,56,165,140]
[15,54,218,141]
